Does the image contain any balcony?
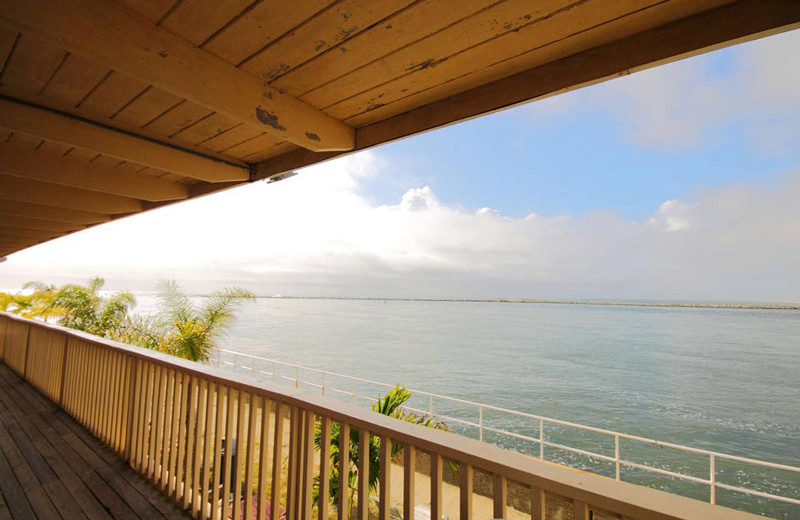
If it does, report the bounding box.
[0,312,770,520]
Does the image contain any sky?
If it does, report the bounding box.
[2,29,799,301]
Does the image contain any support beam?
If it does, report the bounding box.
[0,226,63,240]
[0,214,84,232]
[254,0,800,179]
[0,98,248,183]
[0,174,142,214]
[0,141,189,201]
[0,236,44,253]
[0,200,110,224]
[0,0,355,152]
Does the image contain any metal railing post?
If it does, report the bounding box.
[539,419,544,460]
[710,454,716,504]
[478,405,484,442]
[615,434,621,480]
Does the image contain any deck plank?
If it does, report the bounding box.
[0,363,192,520]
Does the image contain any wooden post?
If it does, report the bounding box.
[338,423,350,520]
[318,416,331,520]
[22,323,31,379]
[379,435,392,520]
[460,462,472,520]
[58,335,69,407]
[430,453,442,520]
[124,357,140,462]
[358,428,369,520]
[403,445,415,520]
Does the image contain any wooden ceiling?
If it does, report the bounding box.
[0,0,798,257]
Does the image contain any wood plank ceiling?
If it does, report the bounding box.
[0,0,798,257]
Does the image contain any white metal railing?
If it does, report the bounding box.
[215,348,800,514]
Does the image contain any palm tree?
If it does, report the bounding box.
[48,277,136,336]
[120,280,254,362]
[314,385,448,514]
[0,282,61,320]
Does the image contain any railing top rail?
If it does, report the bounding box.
[217,348,800,474]
[0,313,775,520]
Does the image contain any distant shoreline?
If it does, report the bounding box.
[256,296,800,310]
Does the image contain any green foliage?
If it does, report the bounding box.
[313,385,449,512]
[3,277,253,363]
[49,277,136,336]
[1,281,61,320]
[119,280,255,362]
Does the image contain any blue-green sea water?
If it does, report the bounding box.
[138,297,800,518]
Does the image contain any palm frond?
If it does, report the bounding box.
[156,279,193,324]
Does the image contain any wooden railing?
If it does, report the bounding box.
[0,312,767,520]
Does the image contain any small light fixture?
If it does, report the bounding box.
[267,171,298,184]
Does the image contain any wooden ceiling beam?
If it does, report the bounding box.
[0,226,64,240]
[0,98,248,183]
[0,141,190,201]
[0,214,85,232]
[0,200,110,224]
[0,236,44,251]
[0,0,355,152]
[254,0,800,180]
[0,174,142,214]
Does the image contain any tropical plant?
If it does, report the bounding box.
[48,277,136,336]
[0,281,61,320]
[313,385,449,514]
[118,280,255,362]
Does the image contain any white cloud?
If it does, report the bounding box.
[525,28,800,152]
[2,152,799,301]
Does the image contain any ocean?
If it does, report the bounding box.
[135,296,800,518]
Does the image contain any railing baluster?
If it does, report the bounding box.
[125,358,140,463]
[175,372,190,500]
[233,390,248,520]
[154,366,169,484]
[318,416,331,520]
[271,401,285,520]
[184,376,199,508]
[212,384,226,520]
[287,406,299,520]
[201,380,216,520]
[379,435,392,520]
[150,363,162,481]
[358,428,369,520]
[573,500,590,520]
[530,486,545,520]
[161,369,176,489]
[302,410,315,520]
[493,474,506,520]
[136,361,152,472]
[257,396,272,520]
[338,423,350,520]
[222,388,237,520]
[403,445,415,520]
[170,371,184,494]
[146,363,158,477]
[245,392,258,520]
[615,434,621,481]
[459,462,472,520]
[430,452,442,520]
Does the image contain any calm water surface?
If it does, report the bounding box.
[137,297,800,517]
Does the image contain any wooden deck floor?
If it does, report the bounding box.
[0,362,192,520]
